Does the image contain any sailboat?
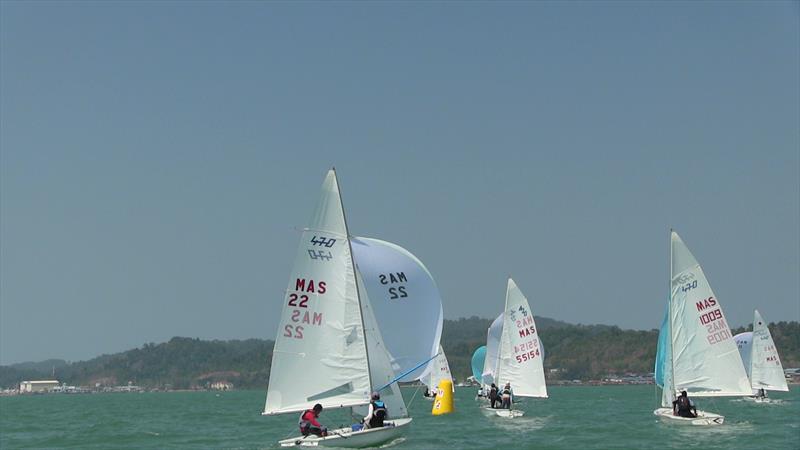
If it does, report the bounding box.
[478,313,503,400]
[470,346,486,386]
[653,231,752,425]
[733,310,789,402]
[483,278,548,418]
[422,345,453,400]
[263,169,412,448]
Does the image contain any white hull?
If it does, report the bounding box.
[743,396,773,403]
[279,417,412,448]
[482,407,524,418]
[653,407,724,426]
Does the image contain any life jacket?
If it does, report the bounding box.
[369,400,387,427]
[298,410,320,434]
[676,396,691,412]
[489,387,498,399]
[502,387,511,397]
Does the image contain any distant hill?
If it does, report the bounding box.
[2,319,798,389]
[8,359,69,372]
[440,316,656,381]
[1,338,272,390]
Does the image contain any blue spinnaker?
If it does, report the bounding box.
[471,346,486,381]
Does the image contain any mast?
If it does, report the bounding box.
[668,229,675,399]
[750,311,756,388]
[333,167,374,393]
[497,278,511,384]
[483,326,491,389]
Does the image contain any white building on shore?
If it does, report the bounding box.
[19,380,59,393]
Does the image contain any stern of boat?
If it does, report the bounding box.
[278,417,412,448]
[654,407,724,426]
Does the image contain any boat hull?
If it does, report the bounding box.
[743,396,773,403]
[279,417,412,448]
[653,407,724,426]
[482,407,524,418]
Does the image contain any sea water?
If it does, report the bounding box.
[1,385,798,449]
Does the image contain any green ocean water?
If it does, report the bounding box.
[1,385,798,449]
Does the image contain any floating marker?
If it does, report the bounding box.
[432,379,454,415]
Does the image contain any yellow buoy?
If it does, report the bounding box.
[431,379,454,415]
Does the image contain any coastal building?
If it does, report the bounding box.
[210,380,233,391]
[19,380,59,393]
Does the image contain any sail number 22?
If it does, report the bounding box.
[283,278,327,339]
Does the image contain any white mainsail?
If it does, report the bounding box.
[481,313,504,387]
[751,310,789,392]
[666,231,751,400]
[495,278,548,398]
[263,170,372,415]
[424,345,453,393]
[351,237,443,382]
[734,310,789,393]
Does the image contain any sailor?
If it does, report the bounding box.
[299,403,328,437]
[672,391,697,418]
[488,383,499,408]
[500,382,513,409]
[363,392,388,429]
[756,388,767,400]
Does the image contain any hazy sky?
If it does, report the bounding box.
[1,2,798,365]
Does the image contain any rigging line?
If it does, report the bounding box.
[405,384,423,409]
[282,425,300,439]
[375,352,441,393]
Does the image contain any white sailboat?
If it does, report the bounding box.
[263,169,411,448]
[653,231,752,425]
[422,345,453,400]
[484,278,548,418]
[481,313,504,392]
[733,310,789,402]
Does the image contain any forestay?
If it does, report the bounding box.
[495,278,547,398]
[668,231,751,397]
[351,237,443,381]
[263,170,371,415]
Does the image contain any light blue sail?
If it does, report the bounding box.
[471,346,486,381]
[654,301,670,388]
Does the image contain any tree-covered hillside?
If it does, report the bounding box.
[1,338,272,390]
[2,319,798,389]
